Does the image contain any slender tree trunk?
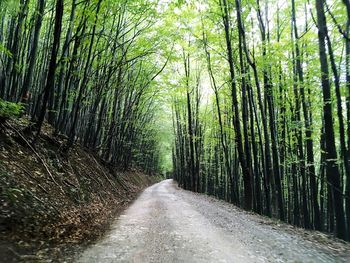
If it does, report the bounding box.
[315,0,346,239]
[68,0,102,147]
[33,0,63,136]
[20,0,45,106]
[342,0,350,240]
[221,0,252,210]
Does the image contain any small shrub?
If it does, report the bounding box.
[0,99,23,123]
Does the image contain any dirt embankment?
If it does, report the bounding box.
[0,118,158,262]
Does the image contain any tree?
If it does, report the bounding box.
[315,0,346,239]
[33,0,63,136]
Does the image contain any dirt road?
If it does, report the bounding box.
[77,179,350,263]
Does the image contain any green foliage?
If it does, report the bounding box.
[0,0,19,14]
[0,43,12,58]
[0,99,23,120]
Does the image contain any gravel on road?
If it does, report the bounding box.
[77,179,350,263]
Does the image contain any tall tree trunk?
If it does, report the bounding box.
[291,0,313,229]
[20,0,45,106]
[33,0,63,136]
[221,0,252,210]
[68,0,102,147]
[8,0,30,101]
[202,25,234,202]
[315,0,346,239]
[256,0,284,221]
[342,0,350,240]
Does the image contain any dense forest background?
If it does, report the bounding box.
[1,0,350,241]
[0,0,174,175]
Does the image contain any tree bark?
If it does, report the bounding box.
[315,0,346,239]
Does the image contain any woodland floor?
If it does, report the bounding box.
[78,179,350,263]
[0,118,157,262]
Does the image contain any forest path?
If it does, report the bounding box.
[77,179,350,263]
